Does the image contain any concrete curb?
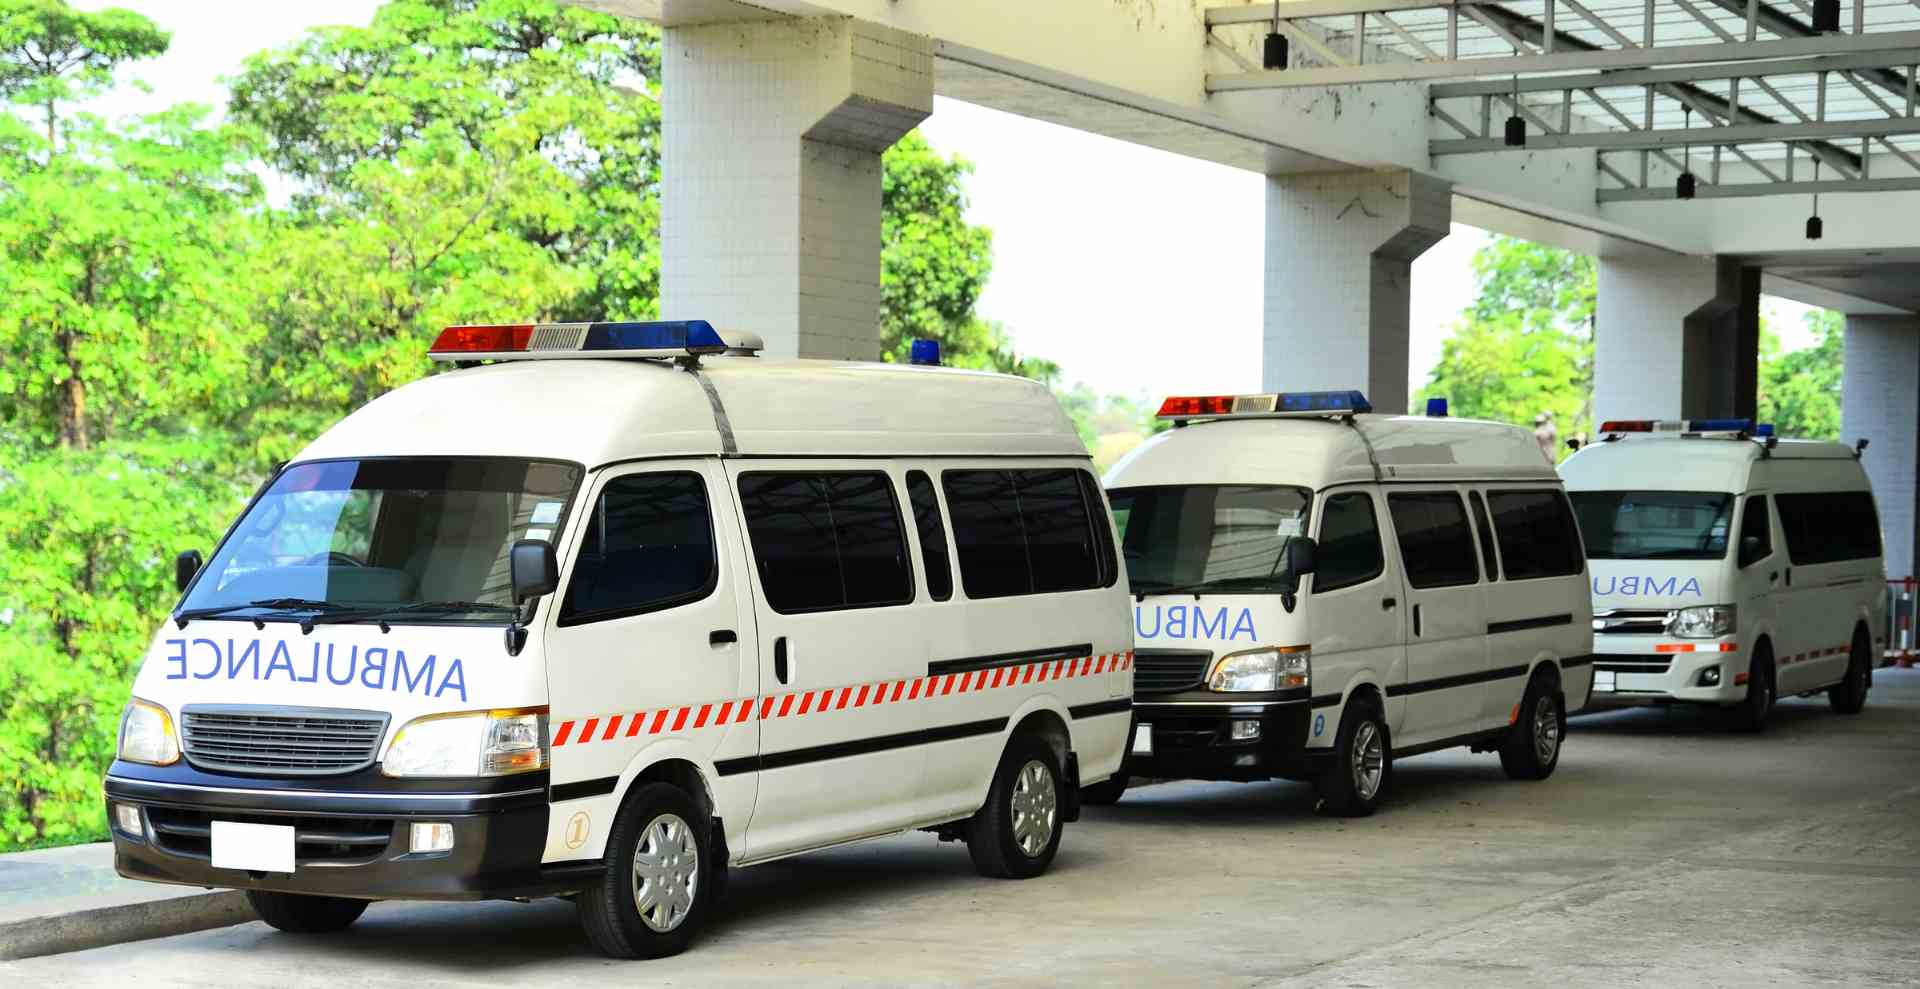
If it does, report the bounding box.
[0,890,256,962]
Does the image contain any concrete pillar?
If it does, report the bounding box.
[1594,256,1759,424]
[660,17,933,360]
[1843,315,1920,579]
[1263,170,1450,415]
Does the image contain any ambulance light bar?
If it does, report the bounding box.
[1597,417,1763,436]
[1157,390,1371,421]
[428,320,763,362]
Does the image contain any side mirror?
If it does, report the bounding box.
[175,549,203,592]
[1738,535,1764,568]
[509,539,558,604]
[1276,537,1318,607]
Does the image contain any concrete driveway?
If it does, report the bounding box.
[9,670,1920,987]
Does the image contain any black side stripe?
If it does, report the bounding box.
[715,717,1009,777]
[550,776,618,803]
[928,643,1094,677]
[1069,698,1132,720]
[1310,693,1343,709]
[1386,664,1531,698]
[1488,613,1574,635]
[1561,654,1595,668]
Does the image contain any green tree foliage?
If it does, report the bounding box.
[0,0,166,148]
[1759,307,1844,441]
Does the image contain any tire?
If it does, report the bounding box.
[1315,693,1390,817]
[245,890,368,933]
[1079,771,1129,806]
[966,732,1064,879]
[1829,627,1873,714]
[1730,643,1776,733]
[1499,668,1565,781]
[577,782,714,959]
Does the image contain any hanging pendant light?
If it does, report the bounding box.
[1811,0,1841,33]
[1806,160,1824,240]
[1676,106,1697,199]
[1264,1,1289,69]
[1504,74,1526,147]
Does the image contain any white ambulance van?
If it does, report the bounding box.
[1560,417,1886,730]
[1092,392,1594,816]
[105,321,1133,958]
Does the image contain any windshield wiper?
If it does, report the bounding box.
[375,600,521,618]
[1130,581,1211,601]
[174,598,360,629]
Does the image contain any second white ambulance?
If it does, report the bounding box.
[104,321,1133,958]
[1093,392,1594,816]
[1561,418,1886,729]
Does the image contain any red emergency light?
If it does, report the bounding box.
[431,324,535,354]
[1598,420,1655,433]
[1157,396,1237,418]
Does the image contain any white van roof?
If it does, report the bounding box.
[295,356,1086,467]
[1560,435,1861,492]
[1105,414,1555,490]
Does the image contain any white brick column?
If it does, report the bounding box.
[1593,256,1758,425]
[1263,170,1450,415]
[661,17,932,360]
[1844,315,1920,579]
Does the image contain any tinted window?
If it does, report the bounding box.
[1313,492,1384,593]
[1467,491,1500,581]
[1776,491,1882,565]
[560,473,715,624]
[1737,495,1772,567]
[943,469,1109,599]
[906,471,953,601]
[737,472,913,613]
[1386,492,1479,589]
[1107,484,1311,595]
[1487,490,1584,580]
[1568,491,1732,560]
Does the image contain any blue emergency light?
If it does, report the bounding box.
[1688,417,1755,433]
[909,339,942,366]
[1279,390,1373,413]
[1755,423,1775,437]
[582,320,728,353]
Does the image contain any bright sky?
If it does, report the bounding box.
[76,0,1815,400]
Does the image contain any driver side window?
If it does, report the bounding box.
[558,472,718,626]
[1738,495,1772,567]
[1314,492,1385,593]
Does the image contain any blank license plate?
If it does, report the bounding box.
[1593,670,1616,693]
[1131,723,1154,756]
[211,821,295,873]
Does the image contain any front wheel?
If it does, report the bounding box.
[966,733,1064,879]
[1829,629,1872,714]
[1315,694,1389,817]
[1730,645,1776,733]
[1499,670,1564,781]
[577,782,714,959]
[246,890,368,933]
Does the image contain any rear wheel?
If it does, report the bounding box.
[1499,668,1564,781]
[1315,694,1389,817]
[1730,643,1776,733]
[1829,627,1873,714]
[966,732,1064,879]
[1079,771,1129,806]
[577,782,713,959]
[246,891,368,933]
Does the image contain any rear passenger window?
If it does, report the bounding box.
[560,472,716,625]
[942,468,1111,599]
[1313,492,1384,593]
[1467,491,1500,581]
[1487,490,1584,580]
[1386,492,1479,589]
[906,471,953,601]
[737,472,913,613]
[1776,491,1882,565]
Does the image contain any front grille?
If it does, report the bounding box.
[1133,649,1213,693]
[145,806,395,864]
[1592,610,1674,635]
[181,706,388,775]
[1594,654,1675,675]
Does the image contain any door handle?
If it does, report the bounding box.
[774,636,789,684]
[1768,571,1779,584]
[1785,568,1793,587]
[709,629,737,647]
[1382,597,1398,610]
[1412,603,1423,637]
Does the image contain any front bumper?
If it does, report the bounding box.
[1123,690,1316,782]
[103,762,593,902]
[1581,638,1748,709]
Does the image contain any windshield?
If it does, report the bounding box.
[182,458,582,623]
[1109,484,1311,595]
[1569,490,1733,560]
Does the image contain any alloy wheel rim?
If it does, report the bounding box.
[1352,721,1385,801]
[1009,759,1057,857]
[630,812,699,933]
[1532,694,1560,763]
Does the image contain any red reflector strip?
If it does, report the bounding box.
[429,324,533,353]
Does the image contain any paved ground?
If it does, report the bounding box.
[9,670,1920,987]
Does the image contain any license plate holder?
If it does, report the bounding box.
[1593,669,1617,693]
[211,820,296,873]
[1131,723,1154,757]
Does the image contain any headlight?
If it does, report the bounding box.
[382,707,549,778]
[1207,646,1310,692]
[118,698,180,766]
[1668,605,1736,639]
